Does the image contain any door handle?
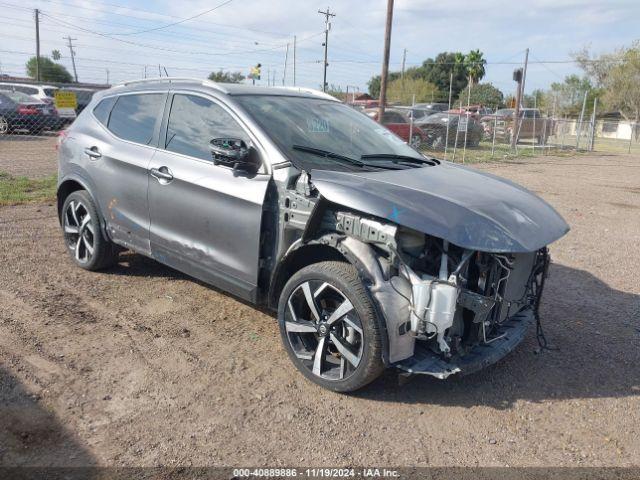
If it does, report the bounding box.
[84,147,101,159]
[150,167,174,183]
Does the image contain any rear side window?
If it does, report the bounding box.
[108,93,163,145]
[164,94,249,161]
[92,97,117,127]
[13,86,38,95]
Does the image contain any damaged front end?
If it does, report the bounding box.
[322,211,550,378]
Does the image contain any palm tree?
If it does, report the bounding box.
[465,50,486,85]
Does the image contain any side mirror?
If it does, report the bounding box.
[209,138,260,173]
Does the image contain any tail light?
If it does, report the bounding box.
[17,105,40,115]
[56,130,68,151]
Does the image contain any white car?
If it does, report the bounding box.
[0,82,77,123]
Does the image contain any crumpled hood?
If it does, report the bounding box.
[310,161,569,253]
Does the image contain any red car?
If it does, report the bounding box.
[363,108,427,147]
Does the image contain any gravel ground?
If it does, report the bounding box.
[0,152,639,468]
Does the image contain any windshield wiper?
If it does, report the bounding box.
[292,145,366,167]
[361,153,439,166]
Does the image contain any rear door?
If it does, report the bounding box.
[148,92,270,301]
[84,92,166,255]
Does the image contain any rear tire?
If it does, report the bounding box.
[61,190,119,271]
[278,261,384,392]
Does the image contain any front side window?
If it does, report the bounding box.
[164,94,249,161]
[108,93,163,145]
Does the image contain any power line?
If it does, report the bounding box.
[109,0,234,36]
[40,12,324,58]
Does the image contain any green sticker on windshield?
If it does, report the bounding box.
[307,118,330,133]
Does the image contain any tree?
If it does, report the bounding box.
[547,74,599,117]
[414,52,470,99]
[207,70,245,83]
[465,49,486,85]
[457,83,503,108]
[26,56,73,83]
[601,42,640,122]
[571,46,619,88]
[368,71,401,98]
[387,77,441,105]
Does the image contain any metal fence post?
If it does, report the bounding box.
[491,108,498,158]
[589,98,598,152]
[629,122,634,154]
[576,91,588,150]
[409,93,415,146]
[444,73,453,161]
[452,101,462,162]
[462,80,471,164]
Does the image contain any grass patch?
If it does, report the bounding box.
[0,171,57,206]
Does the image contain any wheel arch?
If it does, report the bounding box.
[268,241,348,311]
[57,176,109,240]
[57,178,88,223]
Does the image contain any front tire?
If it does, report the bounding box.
[278,261,384,392]
[0,116,9,135]
[61,190,119,271]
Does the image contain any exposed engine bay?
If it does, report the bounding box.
[270,171,551,379]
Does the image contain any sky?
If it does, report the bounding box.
[1,0,639,98]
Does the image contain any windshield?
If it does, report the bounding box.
[43,88,57,97]
[0,90,39,103]
[496,109,514,116]
[234,95,425,172]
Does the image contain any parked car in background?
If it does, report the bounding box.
[480,108,515,139]
[363,108,427,147]
[486,108,553,144]
[0,90,60,134]
[412,102,448,121]
[0,82,77,125]
[414,111,484,149]
[66,87,99,114]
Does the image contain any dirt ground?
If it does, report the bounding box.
[0,135,58,178]
[0,149,639,468]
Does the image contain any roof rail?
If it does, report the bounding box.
[272,86,339,102]
[115,77,228,93]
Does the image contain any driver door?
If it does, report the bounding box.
[148,92,270,301]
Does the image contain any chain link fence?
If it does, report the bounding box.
[0,78,106,137]
[357,103,640,163]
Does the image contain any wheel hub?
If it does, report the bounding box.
[318,324,329,336]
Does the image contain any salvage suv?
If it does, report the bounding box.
[57,78,569,392]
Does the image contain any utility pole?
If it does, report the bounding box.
[318,7,335,92]
[64,36,78,82]
[293,35,297,86]
[510,48,529,149]
[105,69,109,85]
[283,43,289,86]
[377,0,394,122]
[521,47,529,104]
[34,9,41,81]
[401,47,407,79]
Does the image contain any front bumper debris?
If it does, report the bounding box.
[394,308,534,379]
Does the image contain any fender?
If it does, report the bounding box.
[57,171,110,241]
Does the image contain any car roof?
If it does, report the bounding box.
[107,77,339,102]
[0,82,49,89]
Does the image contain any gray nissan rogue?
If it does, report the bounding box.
[57,78,569,392]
